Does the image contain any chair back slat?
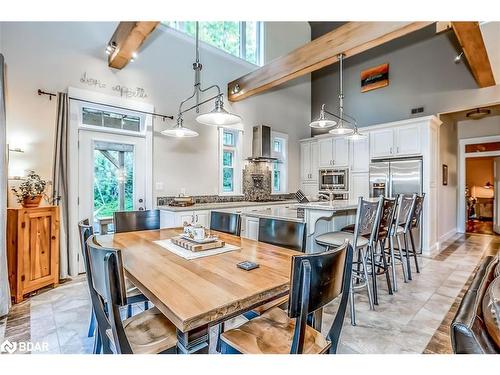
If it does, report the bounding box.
[113,209,160,233]
[287,242,353,354]
[86,235,132,353]
[353,197,383,246]
[210,211,241,236]
[258,218,306,252]
[395,194,416,230]
[374,197,397,242]
[410,193,425,229]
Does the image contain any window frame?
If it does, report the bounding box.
[219,128,243,196]
[271,131,288,195]
[162,21,263,66]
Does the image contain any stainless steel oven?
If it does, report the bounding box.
[319,168,349,192]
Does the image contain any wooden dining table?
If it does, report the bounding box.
[94,227,303,354]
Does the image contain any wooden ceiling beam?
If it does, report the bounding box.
[108,21,160,69]
[451,22,496,88]
[227,21,433,102]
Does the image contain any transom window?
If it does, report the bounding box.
[219,128,242,195]
[162,21,263,65]
[82,107,141,133]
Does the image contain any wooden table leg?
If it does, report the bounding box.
[176,325,209,354]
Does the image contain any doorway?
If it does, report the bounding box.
[78,132,148,235]
[465,156,496,234]
[67,87,154,276]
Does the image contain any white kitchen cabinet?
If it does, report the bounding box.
[160,209,210,229]
[350,136,370,172]
[244,216,260,241]
[318,137,349,167]
[370,125,422,158]
[350,172,370,200]
[394,125,421,156]
[300,140,319,182]
[370,128,394,158]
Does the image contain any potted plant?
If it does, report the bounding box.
[11,171,48,208]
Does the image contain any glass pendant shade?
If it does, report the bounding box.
[347,128,367,140]
[309,109,337,129]
[196,100,241,126]
[161,117,199,138]
[329,123,355,135]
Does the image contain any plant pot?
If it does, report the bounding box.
[22,195,42,208]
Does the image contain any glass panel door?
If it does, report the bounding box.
[79,131,147,235]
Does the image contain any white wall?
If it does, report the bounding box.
[437,117,458,243]
[457,115,500,139]
[0,22,311,204]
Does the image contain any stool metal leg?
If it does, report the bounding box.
[349,281,356,326]
[361,247,374,310]
[389,235,398,292]
[87,310,96,337]
[127,304,133,318]
[403,233,412,281]
[409,230,420,273]
[93,330,102,354]
[380,241,393,295]
[396,234,408,283]
[369,244,378,306]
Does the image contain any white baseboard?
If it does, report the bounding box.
[439,228,459,244]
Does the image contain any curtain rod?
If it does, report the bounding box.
[37,89,174,121]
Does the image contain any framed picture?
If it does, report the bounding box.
[442,164,448,186]
[361,63,389,92]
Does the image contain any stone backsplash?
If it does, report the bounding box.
[157,192,294,206]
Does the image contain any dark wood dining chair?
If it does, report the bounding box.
[113,209,160,233]
[210,211,241,236]
[78,219,149,353]
[86,235,178,354]
[219,242,353,354]
[258,217,306,252]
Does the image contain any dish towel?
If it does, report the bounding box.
[153,239,240,260]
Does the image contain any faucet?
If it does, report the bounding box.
[318,190,335,205]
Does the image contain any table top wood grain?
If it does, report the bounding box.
[94,228,301,332]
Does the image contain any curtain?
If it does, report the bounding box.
[0,54,11,317]
[52,92,71,279]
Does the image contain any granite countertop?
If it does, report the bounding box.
[296,199,360,211]
[157,199,298,212]
[241,205,304,223]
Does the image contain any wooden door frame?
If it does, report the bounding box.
[458,134,500,233]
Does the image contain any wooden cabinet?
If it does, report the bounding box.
[318,137,349,167]
[370,125,422,158]
[350,136,370,172]
[7,206,60,303]
[300,140,319,182]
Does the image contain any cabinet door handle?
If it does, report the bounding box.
[195,215,198,222]
[396,146,399,154]
[390,147,393,154]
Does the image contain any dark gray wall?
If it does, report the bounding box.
[310,24,478,135]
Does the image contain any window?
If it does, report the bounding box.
[271,132,288,194]
[82,107,141,133]
[162,21,263,65]
[219,128,242,195]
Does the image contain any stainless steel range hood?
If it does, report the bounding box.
[247,125,278,162]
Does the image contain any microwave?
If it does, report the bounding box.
[319,168,349,192]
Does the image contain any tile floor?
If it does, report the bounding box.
[1,232,498,354]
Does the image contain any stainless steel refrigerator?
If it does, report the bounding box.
[369,157,423,252]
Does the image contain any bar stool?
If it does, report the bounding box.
[407,194,425,276]
[391,194,416,281]
[315,197,383,326]
[369,197,397,304]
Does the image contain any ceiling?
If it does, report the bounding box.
[480,21,500,83]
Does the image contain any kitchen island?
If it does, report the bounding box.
[297,200,358,253]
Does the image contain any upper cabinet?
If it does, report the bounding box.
[370,124,421,159]
[318,137,349,168]
[350,136,370,172]
[300,140,319,182]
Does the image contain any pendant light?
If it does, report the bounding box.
[163,22,242,138]
[309,54,366,140]
[161,116,199,138]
